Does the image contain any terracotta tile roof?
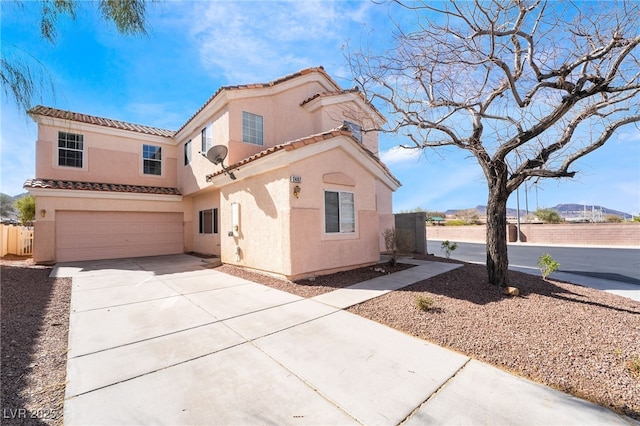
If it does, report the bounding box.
[300,87,386,123]
[300,88,363,106]
[208,126,400,187]
[24,178,181,195]
[28,68,366,140]
[28,106,176,138]
[176,66,341,135]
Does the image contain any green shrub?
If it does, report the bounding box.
[14,195,35,226]
[445,219,467,226]
[416,295,434,312]
[538,253,560,279]
[535,208,562,224]
[441,240,458,259]
[605,214,622,223]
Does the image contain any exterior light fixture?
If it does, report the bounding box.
[293,185,301,198]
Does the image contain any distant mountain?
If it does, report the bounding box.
[1,192,29,202]
[1,192,29,221]
[446,205,531,218]
[446,204,632,220]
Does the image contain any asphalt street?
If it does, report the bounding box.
[426,240,640,285]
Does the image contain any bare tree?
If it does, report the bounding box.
[455,208,481,224]
[349,0,640,288]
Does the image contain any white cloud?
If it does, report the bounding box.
[380,146,422,165]
[189,1,371,84]
[617,128,640,143]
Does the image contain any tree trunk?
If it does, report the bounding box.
[486,179,510,288]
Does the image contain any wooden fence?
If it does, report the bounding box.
[1,225,34,257]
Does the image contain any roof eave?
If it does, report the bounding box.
[208,132,401,191]
[28,106,176,139]
[174,66,342,139]
[301,91,387,127]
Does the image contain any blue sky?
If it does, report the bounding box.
[1,1,639,215]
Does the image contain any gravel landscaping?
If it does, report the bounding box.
[1,257,70,426]
[2,254,638,422]
[348,257,640,421]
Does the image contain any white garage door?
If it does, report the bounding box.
[56,211,184,262]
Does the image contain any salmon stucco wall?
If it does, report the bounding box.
[224,82,328,166]
[178,109,230,196]
[215,139,393,279]
[190,190,221,256]
[219,168,292,275]
[314,102,380,155]
[375,179,394,251]
[225,80,332,156]
[286,147,382,279]
[36,124,178,188]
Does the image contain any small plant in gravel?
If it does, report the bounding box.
[628,356,640,379]
[441,240,457,259]
[383,228,400,266]
[382,228,411,266]
[415,295,434,312]
[537,253,560,279]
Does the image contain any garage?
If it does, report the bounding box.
[55,211,184,262]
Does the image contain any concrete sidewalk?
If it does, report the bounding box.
[56,254,638,425]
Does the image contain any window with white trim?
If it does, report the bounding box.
[201,126,212,153]
[184,140,192,165]
[58,131,84,168]
[242,111,263,145]
[143,144,162,175]
[199,208,218,234]
[324,190,355,233]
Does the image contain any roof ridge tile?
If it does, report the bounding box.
[28,106,176,138]
[208,127,400,188]
[24,178,181,196]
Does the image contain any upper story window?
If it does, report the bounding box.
[184,140,192,166]
[143,144,162,175]
[324,190,355,233]
[242,111,263,145]
[343,121,362,143]
[201,126,212,153]
[58,131,84,168]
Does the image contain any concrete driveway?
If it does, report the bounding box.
[55,254,636,425]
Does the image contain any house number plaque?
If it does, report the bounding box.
[290,176,302,183]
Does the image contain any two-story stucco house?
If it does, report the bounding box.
[25,67,401,279]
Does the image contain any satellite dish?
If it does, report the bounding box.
[205,145,237,180]
[206,145,228,165]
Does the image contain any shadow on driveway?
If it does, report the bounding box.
[1,261,70,425]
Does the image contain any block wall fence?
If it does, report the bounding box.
[426,223,640,247]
